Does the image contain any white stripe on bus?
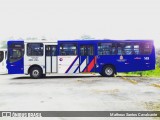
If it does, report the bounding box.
[79,58,87,72]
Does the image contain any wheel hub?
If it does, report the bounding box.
[105,67,113,75]
[32,70,39,77]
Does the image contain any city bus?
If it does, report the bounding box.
[0,49,8,74]
[7,40,155,78]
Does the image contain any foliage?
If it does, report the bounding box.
[157,56,160,67]
[126,55,160,77]
[0,41,7,49]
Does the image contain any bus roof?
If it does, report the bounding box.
[58,39,154,43]
[7,39,154,43]
[8,40,57,44]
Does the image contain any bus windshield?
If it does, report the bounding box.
[9,44,24,63]
[0,51,4,63]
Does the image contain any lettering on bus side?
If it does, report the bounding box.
[29,57,39,61]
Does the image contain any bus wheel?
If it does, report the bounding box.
[99,73,103,76]
[30,67,42,79]
[102,65,115,77]
[42,74,46,78]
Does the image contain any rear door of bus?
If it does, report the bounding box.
[79,44,96,73]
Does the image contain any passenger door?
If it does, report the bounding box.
[79,44,96,72]
[45,45,57,73]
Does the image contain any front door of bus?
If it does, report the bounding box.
[45,45,57,73]
[80,45,96,72]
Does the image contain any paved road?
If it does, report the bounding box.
[0,74,160,120]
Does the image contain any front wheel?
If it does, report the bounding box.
[102,65,115,77]
[30,67,42,79]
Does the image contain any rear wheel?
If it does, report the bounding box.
[99,72,103,76]
[30,67,42,79]
[102,65,115,77]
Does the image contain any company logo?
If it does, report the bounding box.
[2,112,11,117]
[120,55,123,60]
[1,112,42,117]
[59,58,63,61]
[117,55,126,62]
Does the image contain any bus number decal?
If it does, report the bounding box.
[144,57,149,60]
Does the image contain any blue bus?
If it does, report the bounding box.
[7,40,155,78]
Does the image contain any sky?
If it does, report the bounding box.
[0,0,160,48]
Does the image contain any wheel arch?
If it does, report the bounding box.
[101,64,117,74]
[28,64,43,74]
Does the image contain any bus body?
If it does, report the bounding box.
[0,49,7,74]
[7,40,155,78]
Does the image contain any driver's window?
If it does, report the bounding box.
[9,44,24,63]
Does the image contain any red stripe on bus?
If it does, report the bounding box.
[84,57,96,72]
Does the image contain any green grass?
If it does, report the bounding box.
[126,65,160,77]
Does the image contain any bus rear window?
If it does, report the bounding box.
[0,51,4,62]
[27,43,44,56]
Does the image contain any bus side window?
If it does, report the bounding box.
[59,43,77,56]
[117,43,124,55]
[124,44,132,55]
[141,42,152,55]
[133,44,140,55]
[27,43,44,56]
[111,45,117,55]
[98,43,112,55]
[117,43,133,55]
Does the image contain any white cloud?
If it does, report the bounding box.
[0,0,160,47]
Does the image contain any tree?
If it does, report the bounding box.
[0,41,7,49]
[157,56,160,67]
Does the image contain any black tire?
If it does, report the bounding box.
[30,67,42,79]
[102,65,115,77]
[42,74,46,78]
[99,72,104,76]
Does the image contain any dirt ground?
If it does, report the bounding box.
[0,74,160,120]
